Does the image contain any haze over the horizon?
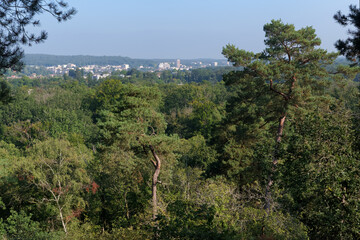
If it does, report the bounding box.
[23,0,356,59]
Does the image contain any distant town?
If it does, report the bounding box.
[6,55,230,80]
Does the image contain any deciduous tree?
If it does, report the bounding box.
[22,139,92,234]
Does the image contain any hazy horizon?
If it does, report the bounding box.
[23,0,356,59]
[24,53,227,60]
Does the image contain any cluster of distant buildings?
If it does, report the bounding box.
[45,59,222,75]
[6,59,228,80]
[157,59,219,71]
[47,63,129,74]
[40,63,130,80]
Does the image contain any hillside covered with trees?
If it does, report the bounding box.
[1,1,360,240]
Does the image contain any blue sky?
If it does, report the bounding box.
[24,0,357,59]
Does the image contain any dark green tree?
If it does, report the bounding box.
[281,106,360,239]
[69,68,84,80]
[0,210,59,240]
[93,79,177,224]
[0,0,76,73]
[0,80,13,105]
[334,4,360,63]
[222,19,341,212]
[161,83,226,139]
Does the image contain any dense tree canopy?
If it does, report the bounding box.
[0,16,360,240]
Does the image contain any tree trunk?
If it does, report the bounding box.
[149,145,161,220]
[46,182,68,234]
[265,113,286,213]
[125,191,130,220]
[56,200,67,234]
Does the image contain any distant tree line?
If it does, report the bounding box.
[23,54,157,67]
[23,54,227,68]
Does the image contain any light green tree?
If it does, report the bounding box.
[21,139,92,234]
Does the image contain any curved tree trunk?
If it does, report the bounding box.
[265,76,295,213]
[149,145,161,220]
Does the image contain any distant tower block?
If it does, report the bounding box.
[176,59,181,68]
[213,62,218,67]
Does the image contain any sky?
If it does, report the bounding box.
[23,0,357,59]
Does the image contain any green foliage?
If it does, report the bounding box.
[280,107,360,239]
[334,4,360,62]
[18,139,93,233]
[0,210,62,240]
[90,79,181,230]
[0,84,97,146]
[219,19,360,238]
[3,120,48,149]
[0,141,21,176]
[0,1,75,73]
[68,68,84,80]
[218,19,354,182]
[179,135,217,170]
[156,200,233,240]
[94,79,166,148]
[0,80,13,105]
[86,147,150,230]
[1,18,360,240]
[237,208,308,240]
[183,67,234,83]
[161,83,226,139]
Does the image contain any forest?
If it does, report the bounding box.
[1,2,360,240]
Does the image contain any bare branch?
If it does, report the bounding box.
[269,79,290,101]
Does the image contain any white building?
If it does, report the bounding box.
[158,62,171,70]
